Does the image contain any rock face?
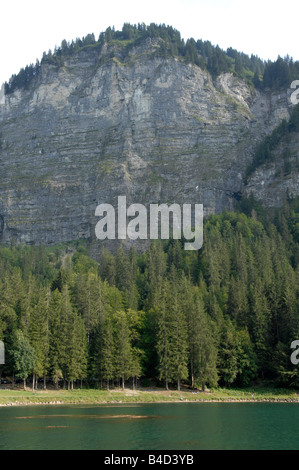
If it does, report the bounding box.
[0,38,298,248]
[244,131,299,206]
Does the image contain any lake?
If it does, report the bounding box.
[0,402,298,450]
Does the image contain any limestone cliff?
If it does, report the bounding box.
[0,37,297,248]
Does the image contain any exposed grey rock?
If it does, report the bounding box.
[244,131,299,206]
[0,40,297,250]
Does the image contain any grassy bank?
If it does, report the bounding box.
[1,386,299,406]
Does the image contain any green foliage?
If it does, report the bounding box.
[0,203,298,390]
[262,56,298,89]
[5,63,41,95]
[245,103,299,181]
[11,330,36,387]
[8,23,298,96]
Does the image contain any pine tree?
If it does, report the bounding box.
[11,330,36,390]
[48,289,64,389]
[28,288,50,390]
[194,307,218,391]
[100,315,115,389]
[156,281,173,390]
[73,269,104,343]
[218,319,239,387]
[156,273,188,391]
[114,310,134,390]
[66,312,88,389]
[235,329,257,386]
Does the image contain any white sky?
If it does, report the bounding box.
[1,0,298,85]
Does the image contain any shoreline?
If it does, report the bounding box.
[1,387,299,407]
[1,399,299,407]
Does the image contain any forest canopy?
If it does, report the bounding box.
[0,199,298,391]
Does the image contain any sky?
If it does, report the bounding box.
[1,0,298,85]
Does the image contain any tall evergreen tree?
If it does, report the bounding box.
[11,330,36,390]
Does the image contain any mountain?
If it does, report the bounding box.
[0,24,298,250]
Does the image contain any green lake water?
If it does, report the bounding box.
[0,402,298,450]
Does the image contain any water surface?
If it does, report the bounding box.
[0,403,298,450]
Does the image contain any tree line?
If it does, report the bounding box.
[5,23,298,96]
[0,200,298,391]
